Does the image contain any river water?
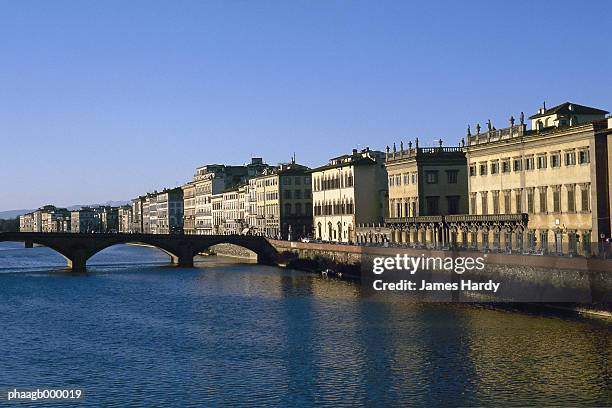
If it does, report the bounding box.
[0,242,610,407]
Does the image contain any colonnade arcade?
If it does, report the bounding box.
[356,214,594,255]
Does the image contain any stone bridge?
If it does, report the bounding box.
[0,232,279,272]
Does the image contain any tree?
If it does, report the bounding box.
[0,218,19,232]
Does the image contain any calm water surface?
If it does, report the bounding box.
[0,242,610,407]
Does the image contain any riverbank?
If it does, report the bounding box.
[269,240,612,319]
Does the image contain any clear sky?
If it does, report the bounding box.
[1,0,610,211]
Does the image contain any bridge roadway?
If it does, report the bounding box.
[0,232,279,272]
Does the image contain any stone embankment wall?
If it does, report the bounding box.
[269,240,611,315]
[209,243,258,260]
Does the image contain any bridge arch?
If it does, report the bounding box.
[0,232,279,272]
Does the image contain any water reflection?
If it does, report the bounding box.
[0,242,609,407]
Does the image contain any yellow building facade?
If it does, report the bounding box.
[465,102,611,252]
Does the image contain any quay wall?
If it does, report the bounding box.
[268,240,612,315]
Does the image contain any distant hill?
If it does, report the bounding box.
[0,200,130,220]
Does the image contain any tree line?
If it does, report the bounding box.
[0,218,19,232]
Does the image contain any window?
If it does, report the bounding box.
[294,190,302,199]
[503,191,511,213]
[479,163,487,176]
[502,160,510,173]
[536,155,547,169]
[527,189,534,213]
[565,151,576,166]
[551,152,561,168]
[513,158,523,171]
[395,175,401,186]
[492,191,500,214]
[403,173,410,185]
[539,187,547,213]
[446,170,458,184]
[389,176,394,187]
[490,161,499,174]
[426,196,440,215]
[425,171,438,184]
[515,190,522,213]
[553,187,561,213]
[411,173,417,184]
[470,193,476,213]
[469,165,476,177]
[581,185,589,211]
[567,185,575,212]
[284,190,292,199]
[578,150,590,164]
[525,157,535,170]
[447,196,460,214]
[481,192,488,215]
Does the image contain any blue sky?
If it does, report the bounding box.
[1,0,610,211]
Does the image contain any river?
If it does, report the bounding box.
[0,242,610,407]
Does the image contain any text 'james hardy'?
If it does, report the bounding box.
[373,279,500,293]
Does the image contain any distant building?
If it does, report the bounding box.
[131,196,145,233]
[211,193,224,234]
[146,194,158,234]
[221,187,243,235]
[19,213,35,232]
[191,158,271,235]
[181,182,196,235]
[254,161,312,240]
[98,206,119,233]
[70,207,100,233]
[312,148,387,243]
[156,188,184,234]
[40,206,71,232]
[244,178,258,234]
[118,205,133,233]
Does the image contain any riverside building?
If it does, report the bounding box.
[254,161,312,240]
[156,188,184,234]
[192,158,271,235]
[70,207,100,233]
[311,148,387,243]
[378,139,469,244]
[181,182,196,234]
[118,205,133,233]
[465,101,611,253]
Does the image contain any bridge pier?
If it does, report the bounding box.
[25,240,33,248]
[66,257,87,273]
[257,252,278,266]
[177,256,194,268]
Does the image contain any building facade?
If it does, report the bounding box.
[131,196,145,233]
[312,148,387,243]
[70,207,100,233]
[221,187,244,235]
[181,182,196,235]
[155,188,184,234]
[118,205,133,233]
[465,101,611,252]
[254,162,312,239]
[192,158,271,235]
[98,206,119,233]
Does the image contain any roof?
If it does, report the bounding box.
[307,156,378,173]
[529,102,609,119]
